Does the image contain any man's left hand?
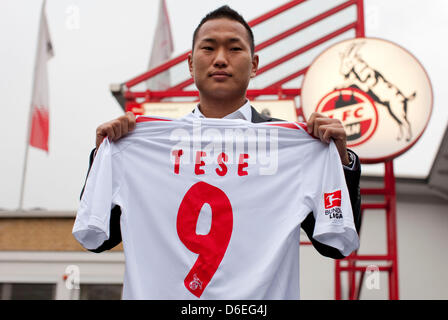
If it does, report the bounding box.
[306,112,350,166]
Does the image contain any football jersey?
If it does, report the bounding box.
[73,116,359,299]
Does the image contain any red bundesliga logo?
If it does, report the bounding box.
[324,190,342,209]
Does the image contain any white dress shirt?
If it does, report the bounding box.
[191,100,252,121]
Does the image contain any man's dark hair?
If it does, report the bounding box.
[192,5,255,55]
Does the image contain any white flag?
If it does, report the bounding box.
[29,0,54,152]
[146,0,174,91]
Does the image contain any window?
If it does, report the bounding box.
[0,251,125,300]
[0,283,56,300]
[79,284,123,300]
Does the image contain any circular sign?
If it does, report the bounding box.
[301,37,433,163]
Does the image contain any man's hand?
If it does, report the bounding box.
[95,112,136,150]
[306,112,350,166]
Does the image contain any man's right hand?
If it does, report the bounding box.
[95,111,136,150]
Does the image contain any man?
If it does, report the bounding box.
[84,6,361,259]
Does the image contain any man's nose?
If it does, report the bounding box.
[213,48,228,67]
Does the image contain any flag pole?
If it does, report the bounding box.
[18,124,32,211]
[18,0,47,211]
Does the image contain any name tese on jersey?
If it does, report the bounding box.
[166,117,280,177]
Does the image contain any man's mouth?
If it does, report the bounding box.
[209,71,232,78]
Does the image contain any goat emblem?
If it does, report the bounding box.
[189,273,203,291]
[337,42,416,142]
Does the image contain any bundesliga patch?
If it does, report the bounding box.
[324,190,341,209]
[324,190,343,220]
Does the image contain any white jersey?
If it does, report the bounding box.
[73,116,359,300]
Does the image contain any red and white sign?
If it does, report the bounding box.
[316,88,378,148]
[301,38,433,163]
[324,190,341,209]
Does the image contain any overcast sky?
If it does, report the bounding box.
[0,0,447,211]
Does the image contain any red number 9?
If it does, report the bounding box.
[176,181,233,298]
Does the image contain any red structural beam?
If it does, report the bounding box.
[125,0,358,92]
[336,161,400,300]
[384,161,399,300]
[247,88,301,98]
[124,88,301,100]
[255,0,356,52]
[346,255,392,261]
[248,0,308,27]
[125,52,190,89]
[355,0,365,37]
[256,22,357,76]
[361,188,389,195]
[125,0,309,89]
[338,266,392,272]
[169,21,357,93]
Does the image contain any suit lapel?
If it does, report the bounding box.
[251,106,276,123]
[250,106,284,123]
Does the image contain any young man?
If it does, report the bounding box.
[85,6,361,259]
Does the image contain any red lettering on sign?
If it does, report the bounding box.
[342,109,351,122]
[354,107,363,118]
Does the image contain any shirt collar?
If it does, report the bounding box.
[193,100,252,121]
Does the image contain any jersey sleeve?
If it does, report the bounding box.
[303,141,360,257]
[72,139,122,250]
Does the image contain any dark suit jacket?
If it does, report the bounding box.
[81,107,362,259]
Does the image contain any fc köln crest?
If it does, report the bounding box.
[316,88,378,148]
[301,38,433,163]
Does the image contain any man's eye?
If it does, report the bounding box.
[202,46,213,51]
[231,47,242,51]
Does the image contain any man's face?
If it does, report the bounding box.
[188,18,259,101]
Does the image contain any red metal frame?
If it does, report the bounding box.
[335,160,399,300]
[115,0,400,300]
[119,0,362,108]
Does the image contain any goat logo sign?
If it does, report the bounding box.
[301,38,433,163]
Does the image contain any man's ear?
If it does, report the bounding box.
[250,54,259,78]
[188,53,194,78]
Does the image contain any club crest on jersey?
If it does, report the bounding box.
[189,274,203,291]
[316,88,378,148]
[324,190,343,220]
